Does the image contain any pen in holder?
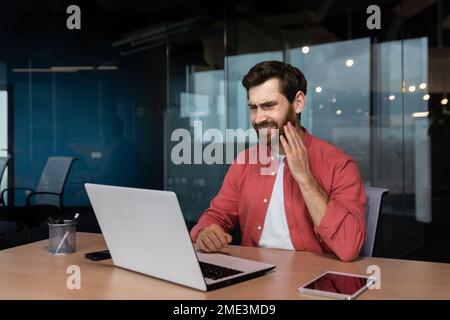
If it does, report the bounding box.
[48,220,77,255]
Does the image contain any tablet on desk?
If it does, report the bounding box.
[298,271,376,300]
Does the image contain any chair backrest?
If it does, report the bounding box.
[35,157,77,207]
[0,157,9,184]
[0,157,9,204]
[361,186,389,257]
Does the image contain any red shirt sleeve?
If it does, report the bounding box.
[189,162,240,242]
[315,157,366,261]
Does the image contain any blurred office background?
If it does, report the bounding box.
[0,0,449,263]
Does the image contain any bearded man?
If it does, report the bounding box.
[190,61,366,262]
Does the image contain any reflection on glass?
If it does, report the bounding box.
[288,38,371,183]
[166,66,226,223]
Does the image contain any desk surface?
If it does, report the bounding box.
[1,232,450,300]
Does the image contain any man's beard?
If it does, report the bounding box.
[253,108,299,146]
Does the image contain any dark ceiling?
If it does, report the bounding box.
[0,0,448,67]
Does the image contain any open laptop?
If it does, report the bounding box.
[84,183,275,291]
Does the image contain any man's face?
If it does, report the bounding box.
[248,78,298,145]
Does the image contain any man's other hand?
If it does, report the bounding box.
[194,224,233,252]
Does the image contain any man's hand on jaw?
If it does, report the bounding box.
[280,121,314,185]
[194,224,233,252]
[280,121,329,227]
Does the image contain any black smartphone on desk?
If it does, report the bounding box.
[85,250,111,261]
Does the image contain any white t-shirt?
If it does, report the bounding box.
[258,153,295,250]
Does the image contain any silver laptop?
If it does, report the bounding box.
[85,183,275,291]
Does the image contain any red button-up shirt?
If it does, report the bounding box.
[190,128,366,261]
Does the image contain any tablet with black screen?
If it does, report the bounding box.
[298,271,376,300]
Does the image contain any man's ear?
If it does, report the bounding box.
[293,90,306,115]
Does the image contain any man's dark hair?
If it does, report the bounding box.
[242,61,308,102]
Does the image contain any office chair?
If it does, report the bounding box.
[0,156,77,242]
[361,186,389,257]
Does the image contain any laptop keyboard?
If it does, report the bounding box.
[199,261,244,280]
